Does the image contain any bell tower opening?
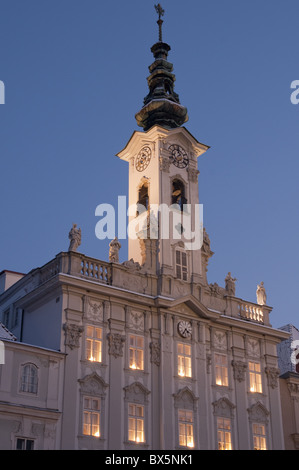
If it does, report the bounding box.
[172,179,187,211]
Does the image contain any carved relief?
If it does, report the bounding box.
[187,167,199,183]
[86,300,103,322]
[107,333,125,358]
[265,367,280,389]
[247,338,260,358]
[159,155,170,172]
[63,323,84,350]
[79,372,108,396]
[173,387,198,409]
[214,330,227,350]
[212,397,236,418]
[129,310,144,332]
[150,341,161,366]
[232,361,247,382]
[124,382,150,402]
[247,401,269,423]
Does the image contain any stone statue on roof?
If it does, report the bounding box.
[68,223,81,252]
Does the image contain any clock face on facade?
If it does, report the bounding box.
[135,146,151,172]
[169,144,189,169]
[178,320,192,338]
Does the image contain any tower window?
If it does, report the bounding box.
[172,180,187,211]
[137,184,149,216]
[175,250,188,281]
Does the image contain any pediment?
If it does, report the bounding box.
[156,295,219,320]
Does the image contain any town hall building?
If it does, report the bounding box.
[0,5,292,450]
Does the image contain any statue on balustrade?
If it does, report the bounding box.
[256,281,267,305]
[109,237,121,263]
[68,223,81,252]
[225,272,237,296]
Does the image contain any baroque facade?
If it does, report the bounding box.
[0,6,291,450]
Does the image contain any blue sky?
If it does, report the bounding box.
[0,0,298,329]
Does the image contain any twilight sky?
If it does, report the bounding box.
[0,0,298,329]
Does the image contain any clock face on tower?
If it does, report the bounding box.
[178,320,192,338]
[169,144,189,169]
[135,146,151,172]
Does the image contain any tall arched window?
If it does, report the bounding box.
[137,183,149,216]
[20,363,38,394]
[172,179,187,211]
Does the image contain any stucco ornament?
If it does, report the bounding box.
[232,361,247,382]
[63,323,84,350]
[108,333,125,358]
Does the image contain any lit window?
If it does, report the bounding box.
[16,438,34,450]
[178,343,192,378]
[252,423,267,450]
[249,362,262,393]
[128,404,145,443]
[83,397,101,437]
[217,417,232,450]
[20,364,38,394]
[129,335,144,370]
[215,354,228,386]
[178,410,194,448]
[86,326,102,362]
[176,250,187,281]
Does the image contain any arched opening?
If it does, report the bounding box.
[137,183,149,216]
[172,179,187,211]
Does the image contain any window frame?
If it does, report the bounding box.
[82,395,101,438]
[178,409,195,448]
[175,249,188,281]
[85,325,103,363]
[19,363,38,395]
[217,417,232,450]
[15,437,35,450]
[252,422,267,450]
[214,353,229,387]
[129,334,144,371]
[128,403,145,444]
[248,361,263,394]
[177,342,192,378]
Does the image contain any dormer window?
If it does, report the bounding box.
[172,180,187,211]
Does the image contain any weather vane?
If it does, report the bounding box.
[155,4,165,42]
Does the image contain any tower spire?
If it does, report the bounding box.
[135,4,188,131]
[155,3,165,42]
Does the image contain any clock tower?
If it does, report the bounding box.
[116,5,210,298]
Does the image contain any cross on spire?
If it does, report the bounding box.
[155,4,165,42]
